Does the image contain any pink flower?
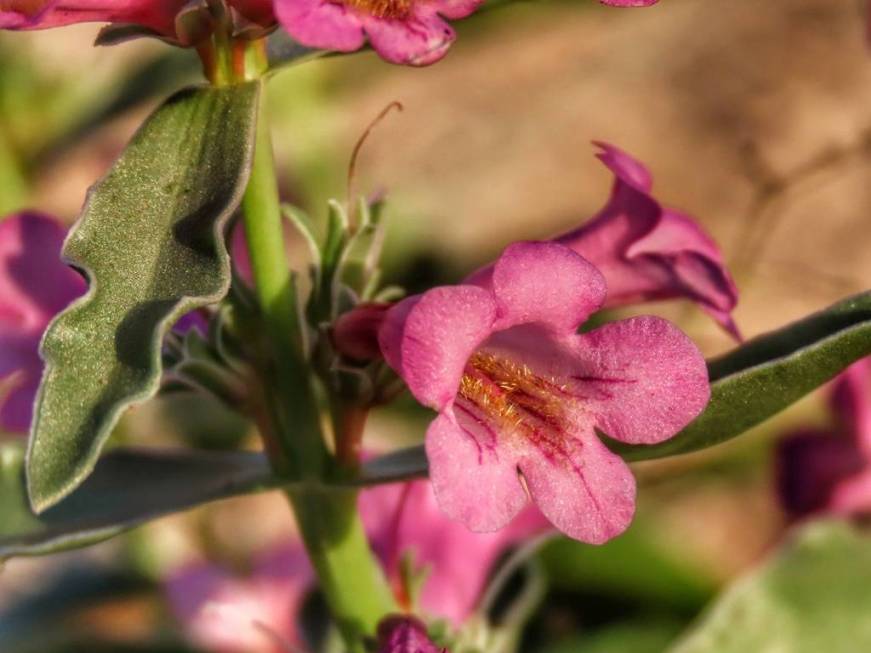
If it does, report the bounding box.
[467,143,739,339]
[378,241,710,544]
[0,0,274,39]
[377,615,445,653]
[0,212,85,434]
[362,478,550,625]
[558,142,740,339]
[166,543,314,653]
[776,358,871,519]
[273,0,483,66]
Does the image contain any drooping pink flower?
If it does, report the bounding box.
[377,615,445,653]
[361,478,551,625]
[0,212,85,433]
[166,543,314,653]
[378,241,710,544]
[467,143,740,339]
[559,142,739,338]
[776,358,871,519]
[273,0,483,66]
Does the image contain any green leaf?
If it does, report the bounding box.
[667,520,871,653]
[26,83,260,512]
[611,291,871,461]
[1,444,274,560]
[0,444,429,559]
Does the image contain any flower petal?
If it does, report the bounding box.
[577,316,710,444]
[361,9,456,66]
[379,286,497,411]
[427,411,529,533]
[274,0,366,52]
[0,0,184,34]
[518,427,635,544]
[484,241,606,333]
[377,615,442,653]
[592,140,653,192]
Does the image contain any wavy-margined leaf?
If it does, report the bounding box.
[668,520,871,653]
[0,444,428,559]
[610,291,871,461]
[26,83,260,513]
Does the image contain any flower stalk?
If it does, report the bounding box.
[240,65,397,650]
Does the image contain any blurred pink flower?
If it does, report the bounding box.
[0,212,85,434]
[167,543,314,653]
[362,478,551,625]
[776,358,871,519]
[377,615,445,653]
[274,0,483,66]
[378,241,710,544]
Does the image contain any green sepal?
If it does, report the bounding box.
[26,82,260,513]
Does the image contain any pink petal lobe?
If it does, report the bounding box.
[377,615,442,653]
[518,427,635,544]
[831,358,871,454]
[429,0,483,20]
[486,241,606,333]
[592,140,653,192]
[427,411,529,533]
[578,316,710,445]
[274,0,366,52]
[361,10,456,66]
[378,286,497,411]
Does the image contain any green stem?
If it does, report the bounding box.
[241,79,397,650]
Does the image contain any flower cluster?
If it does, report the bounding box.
[2,0,660,65]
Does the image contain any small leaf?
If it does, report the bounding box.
[27,83,260,512]
[611,291,871,461]
[1,444,275,560]
[667,520,871,653]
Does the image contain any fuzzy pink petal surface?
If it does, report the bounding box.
[273,0,366,52]
[577,316,710,444]
[379,286,497,411]
[485,241,606,333]
[0,0,185,33]
[518,428,635,544]
[0,212,85,432]
[360,9,455,66]
[427,411,529,533]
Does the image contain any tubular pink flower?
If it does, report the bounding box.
[377,615,445,653]
[273,0,483,66]
[558,142,740,339]
[776,358,871,518]
[378,241,710,544]
[0,212,85,434]
[166,544,314,653]
[361,478,551,625]
[0,0,274,38]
